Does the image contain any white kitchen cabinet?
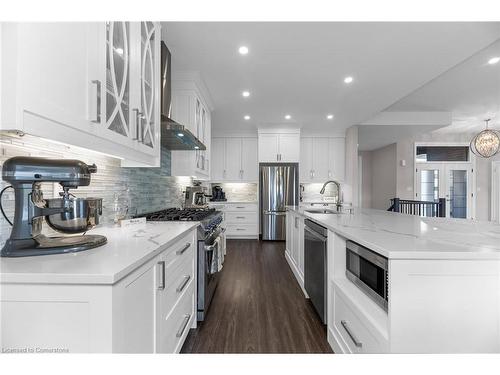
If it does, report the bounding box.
[208,202,259,239]
[210,137,258,182]
[225,138,242,180]
[300,137,345,182]
[258,130,301,162]
[0,227,197,353]
[0,22,161,167]
[241,138,259,181]
[211,138,225,181]
[285,210,306,293]
[170,75,213,179]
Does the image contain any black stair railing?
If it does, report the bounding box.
[388,198,446,218]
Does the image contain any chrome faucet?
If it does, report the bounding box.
[320,180,342,211]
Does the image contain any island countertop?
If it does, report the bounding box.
[287,206,500,260]
[0,222,199,285]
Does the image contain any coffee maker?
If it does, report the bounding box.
[0,156,107,257]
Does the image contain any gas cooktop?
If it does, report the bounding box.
[137,208,217,222]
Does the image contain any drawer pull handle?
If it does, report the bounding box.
[236,206,245,209]
[176,314,191,338]
[176,275,191,293]
[176,243,191,255]
[236,216,245,219]
[341,320,362,348]
[236,228,245,231]
[157,261,165,290]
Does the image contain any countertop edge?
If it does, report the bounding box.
[287,206,500,261]
[0,222,200,285]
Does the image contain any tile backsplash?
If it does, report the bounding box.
[0,133,193,247]
[301,183,340,202]
[209,182,258,202]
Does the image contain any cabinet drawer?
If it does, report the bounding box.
[333,288,387,353]
[225,224,258,236]
[159,282,195,353]
[224,203,258,212]
[163,255,195,319]
[164,231,196,274]
[225,212,258,224]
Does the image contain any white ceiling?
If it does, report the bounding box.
[387,38,500,134]
[162,22,500,136]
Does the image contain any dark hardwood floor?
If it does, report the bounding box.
[181,239,333,353]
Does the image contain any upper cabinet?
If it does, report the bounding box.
[0,22,161,167]
[211,137,258,182]
[169,74,213,179]
[300,137,345,182]
[258,129,301,163]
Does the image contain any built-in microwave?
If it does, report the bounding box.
[346,240,389,312]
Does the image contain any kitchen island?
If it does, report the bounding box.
[0,222,199,353]
[286,206,500,353]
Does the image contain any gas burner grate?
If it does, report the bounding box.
[137,208,217,222]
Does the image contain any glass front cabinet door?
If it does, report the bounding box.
[95,21,160,157]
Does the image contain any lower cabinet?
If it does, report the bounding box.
[0,228,197,353]
[209,202,259,239]
[285,210,305,293]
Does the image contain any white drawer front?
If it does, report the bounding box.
[164,231,196,274]
[225,212,258,224]
[225,224,258,236]
[224,203,258,212]
[333,289,387,354]
[159,282,195,353]
[164,255,195,319]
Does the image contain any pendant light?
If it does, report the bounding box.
[470,119,500,158]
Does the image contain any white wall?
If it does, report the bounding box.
[370,143,397,210]
[344,126,359,206]
[359,151,373,208]
[395,131,499,221]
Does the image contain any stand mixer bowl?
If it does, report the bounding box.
[45,197,103,234]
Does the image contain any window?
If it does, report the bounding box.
[416,146,469,162]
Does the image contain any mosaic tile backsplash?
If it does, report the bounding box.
[209,182,258,202]
[0,133,193,247]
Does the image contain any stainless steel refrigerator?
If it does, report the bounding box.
[260,163,299,240]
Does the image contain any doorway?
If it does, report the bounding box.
[415,162,474,219]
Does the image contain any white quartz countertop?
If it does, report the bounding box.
[0,222,199,285]
[287,206,500,260]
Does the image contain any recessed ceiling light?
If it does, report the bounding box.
[488,57,500,65]
[284,115,291,120]
[244,115,251,120]
[238,46,249,55]
[177,133,184,137]
[327,114,334,120]
[242,91,250,97]
[344,76,353,84]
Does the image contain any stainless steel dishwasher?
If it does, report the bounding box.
[304,219,328,324]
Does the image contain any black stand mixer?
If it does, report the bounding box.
[1,156,107,257]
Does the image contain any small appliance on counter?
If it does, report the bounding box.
[0,156,107,257]
[210,185,226,201]
[184,184,210,208]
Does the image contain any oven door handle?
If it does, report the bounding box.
[204,242,218,252]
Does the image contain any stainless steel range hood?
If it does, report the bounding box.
[160,42,206,151]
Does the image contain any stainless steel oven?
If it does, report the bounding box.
[346,240,389,311]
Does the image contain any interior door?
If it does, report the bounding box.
[443,163,473,219]
[415,163,473,219]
